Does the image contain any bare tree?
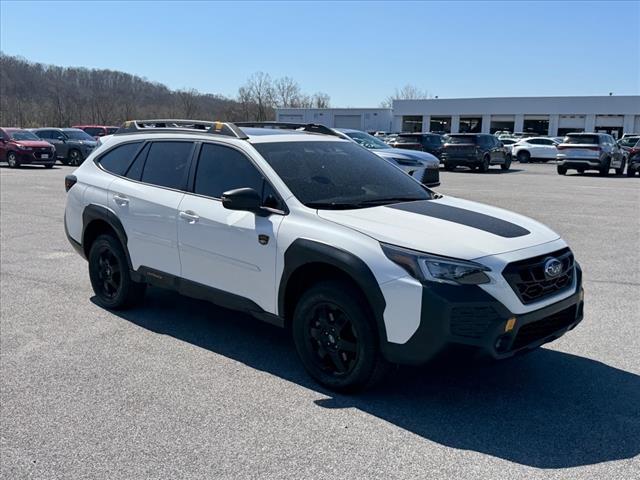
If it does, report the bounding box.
[381,84,429,107]
[177,88,199,118]
[312,92,331,109]
[273,76,302,108]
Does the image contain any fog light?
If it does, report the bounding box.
[505,316,517,332]
[495,335,511,353]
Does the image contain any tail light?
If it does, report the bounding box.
[630,148,640,155]
[65,175,77,192]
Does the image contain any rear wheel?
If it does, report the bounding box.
[577,168,585,174]
[44,163,54,169]
[615,159,626,176]
[7,152,19,168]
[478,156,490,172]
[627,166,637,177]
[444,162,455,171]
[68,149,82,166]
[292,281,389,392]
[517,150,530,163]
[557,165,567,175]
[88,234,146,310]
[501,156,511,171]
[599,158,610,176]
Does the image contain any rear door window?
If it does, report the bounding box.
[97,142,143,176]
[140,141,194,190]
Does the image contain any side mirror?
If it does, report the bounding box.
[222,188,264,215]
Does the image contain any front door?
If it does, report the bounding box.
[177,142,285,313]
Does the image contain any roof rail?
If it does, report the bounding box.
[235,121,342,138]
[115,119,249,140]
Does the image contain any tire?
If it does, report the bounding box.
[615,159,626,176]
[599,158,610,176]
[627,166,637,177]
[557,165,567,175]
[68,149,82,166]
[60,158,70,166]
[478,156,490,173]
[517,150,530,163]
[444,162,455,171]
[292,280,389,392]
[577,168,585,174]
[501,156,511,171]
[44,163,54,169]
[88,234,146,310]
[7,151,19,168]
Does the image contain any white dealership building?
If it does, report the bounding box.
[276,95,640,138]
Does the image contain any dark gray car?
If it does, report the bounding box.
[31,128,97,166]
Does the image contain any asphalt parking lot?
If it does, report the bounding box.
[1,162,638,479]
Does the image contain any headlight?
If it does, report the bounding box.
[381,243,491,286]
[16,144,32,151]
[392,157,422,167]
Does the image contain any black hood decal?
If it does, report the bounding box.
[386,201,530,238]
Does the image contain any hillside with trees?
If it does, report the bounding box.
[0,53,330,127]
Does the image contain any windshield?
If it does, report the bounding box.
[253,141,432,209]
[445,135,478,145]
[9,130,40,141]
[63,129,95,141]
[563,135,600,145]
[345,131,390,150]
[393,136,420,144]
[619,137,639,147]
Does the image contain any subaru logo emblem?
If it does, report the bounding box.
[544,258,563,279]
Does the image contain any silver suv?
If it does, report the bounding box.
[556,133,626,176]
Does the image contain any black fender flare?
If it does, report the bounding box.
[82,204,137,277]
[278,238,388,345]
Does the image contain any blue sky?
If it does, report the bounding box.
[1,1,638,106]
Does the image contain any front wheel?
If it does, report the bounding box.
[7,152,19,168]
[292,281,389,392]
[627,166,637,177]
[599,158,610,176]
[44,163,54,169]
[478,156,490,172]
[557,165,567,175]
[88,234,146,310]
[444,162,455,171]
[615,159,626,176]
[501,156,512,171]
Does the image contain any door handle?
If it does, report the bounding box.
[179,210,200,223]
[113,193,129,206]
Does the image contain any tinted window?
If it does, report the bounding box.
[527,139,541,145]
[84,127,103,137]
[564,135,600,145]
[106,127,119,135]
[98,142,142,175]
[141,142,193,190]
[195,144,264,198]
[253,141,432,209]
[34,130,50,139]
[125,143,149,181]
[446,135,478,145]
[9,130,40,141]
[63,129,94,141]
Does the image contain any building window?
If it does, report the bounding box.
[402,116,423,132]
[459,117,482,133]
[490,120,515,134]
[429,116,451,133]
[523,118,549,135]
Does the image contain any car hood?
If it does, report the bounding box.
[317,196,560,260]
[374,148,439,167]
[13,140,53,148]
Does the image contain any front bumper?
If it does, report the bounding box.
[15,150,56,165]
[382,264,584,365]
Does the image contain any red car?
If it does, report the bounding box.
[0,128,56,168]
[72,125,119,139]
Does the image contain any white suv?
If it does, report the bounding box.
[64,119,585,391]
[512,137,559,163]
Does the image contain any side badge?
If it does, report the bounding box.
[258,234,270,245]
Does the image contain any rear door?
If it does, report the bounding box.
[0,129,7,161]
[109,140,194,277]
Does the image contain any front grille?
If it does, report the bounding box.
[421,168,440,185]
[503,248,574,305]
[512,305,577,350]
[450,306,501,338]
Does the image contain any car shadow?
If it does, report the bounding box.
[442,167,524,174]
[101,287,640,469]
[0,164,61,170]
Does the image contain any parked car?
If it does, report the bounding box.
[0,128,56,168]
[31,128,97,166]
[556,133,626,176]
[512,137,559,163]
[618,135,640,151]
[386,135,422,151]
[334,128,441,186]
[441,133,511,172]
[395,133,445,160]
[73,125,119,139]
[64,119,584,392]
[500,138,518,155]
[625,139,640,177]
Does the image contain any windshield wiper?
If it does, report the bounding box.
[357,196,430,206]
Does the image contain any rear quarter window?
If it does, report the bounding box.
[97,142,143,176]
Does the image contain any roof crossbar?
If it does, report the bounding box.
[115,119,249,139]
[234,122,341,138]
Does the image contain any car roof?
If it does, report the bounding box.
[62,128,85,132]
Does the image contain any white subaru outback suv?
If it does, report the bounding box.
[64,119,584,392]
